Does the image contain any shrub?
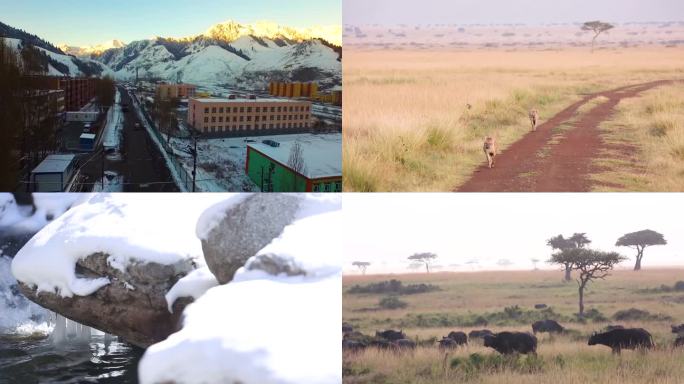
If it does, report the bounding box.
[450,353,544,377]
[613,308,673,322]
[347,279,440,295]
[378,296,408,310]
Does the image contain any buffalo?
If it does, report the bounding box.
[438,336,460,350]
[376,329,406,342]
[394,338,416,350]
[532,319,564,334]
[534,304,548,309]
[483,332,537,355]
[675,336,684,348]
[671,324,684,334]
[342,339,367,352]
[447,331,468,345]
[343,323,353,334]
[468,329,494,340]
[604,325,625,331]
[588,328,654,354]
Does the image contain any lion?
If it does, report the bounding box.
[529,108,539,131]
[483,136,497,168]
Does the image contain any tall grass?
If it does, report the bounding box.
[593,84,684,191]
[343,48,684,191]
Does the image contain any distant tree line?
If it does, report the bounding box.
[0,37,114,191]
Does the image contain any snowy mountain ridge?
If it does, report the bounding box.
[58,39,126,57]
[204,20,342,46]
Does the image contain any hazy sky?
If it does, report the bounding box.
[0,0,341,46]
[343,194,684,274]
[344,0,684,25]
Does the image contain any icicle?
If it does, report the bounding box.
[50,312,67,344]
[77,323,92,344]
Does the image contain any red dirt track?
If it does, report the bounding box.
[457,80,674,192]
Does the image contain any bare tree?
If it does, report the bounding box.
[352,261,371,275]
[407,252,438,273]
[581,21,614,53]
[287,141,307,191]
[549,248,625,317]
[615,229,667,271]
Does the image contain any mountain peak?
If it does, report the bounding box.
[58,39,127,57]
[205,20,341,46]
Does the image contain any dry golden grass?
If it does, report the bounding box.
[343,269,684,383]
[592,83,684,191]
[343,48,684,191]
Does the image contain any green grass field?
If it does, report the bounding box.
[343,269,684,383]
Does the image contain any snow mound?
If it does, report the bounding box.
[164,266,218,313]
[143,194,342,383]
[11,194,230,297]
[140,276,341,384]
[0,193,84,234]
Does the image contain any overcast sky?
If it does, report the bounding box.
[343,194,684,274]
[344,0,684,25]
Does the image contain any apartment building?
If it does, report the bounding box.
[187,96,313,136]
[28,76,96,111]
[156,83,197,100]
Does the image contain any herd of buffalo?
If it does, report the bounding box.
[343,320,684,355]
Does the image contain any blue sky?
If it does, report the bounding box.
[0,0,341,46]
[344,0,684,25]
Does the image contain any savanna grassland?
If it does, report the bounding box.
[593,84,684,191]
[343,269,684,383]
[342,48,684,191]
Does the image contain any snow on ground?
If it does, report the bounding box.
[168,132,341,192]
[140,197,342,384]
[11,194,232,297]
[102,89,123,150]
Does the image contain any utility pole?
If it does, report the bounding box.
[182,133,198,192]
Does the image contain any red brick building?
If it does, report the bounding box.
[28,76,96,111]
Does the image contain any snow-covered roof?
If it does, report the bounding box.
[31,154,76,174]
[247,133,341,179]
[191,97,307,104]
[79,133,96,140]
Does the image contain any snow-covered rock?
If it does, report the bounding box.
[11,193,232,347]
[139,199,342,384]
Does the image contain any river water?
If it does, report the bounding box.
[0,231,143,383]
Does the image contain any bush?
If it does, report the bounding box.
[347,279,440,295]
[450,353,544,378]
[577,308,608,323]
[378,296,408,310]
[613,308,673,322]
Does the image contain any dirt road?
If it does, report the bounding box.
[457,80,674,192]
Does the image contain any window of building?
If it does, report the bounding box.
[247,116,251,121]
[239,116,244,122]
[212,107,216,113]
[211,117,216,122]
[247,124,251,130]
[271,107,275,112]
[204,117,209,123]
[324,183,331,192]
[277,106,282,112]
[255,116,260,122]
[256,107,260,113]
[240,107,244,113]
[219,107,224,113]
[335,182,342,192]
[204,107,209,113]
[269,124,273,129]
[233,116,237,122]
[218,116,223,122]
[247,107,251,113]
[270,115,274,121]
[239,124,243,130]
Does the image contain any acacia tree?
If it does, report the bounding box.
[531,258,540,270]
[616,230,667,271]
[547,233,592,281]
[549,248,625,317]
[581,21,614,53]
[352,261,371,275]
[407,252,438,273]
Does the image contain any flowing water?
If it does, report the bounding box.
[0,231,143,383]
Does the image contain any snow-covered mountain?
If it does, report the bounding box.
[58,39,126,57]
[0,21,111,77]
[2,37,112,77]
[204,20,342,46]
[90,20,342,89]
